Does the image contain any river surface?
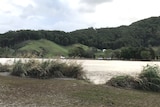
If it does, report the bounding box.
[1,58,160,84]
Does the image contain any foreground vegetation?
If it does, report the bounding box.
[108,64,160,92]
[0,59,84,79]
[0,60,160,106]
[0,75,160,107]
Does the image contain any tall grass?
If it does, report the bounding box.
[107,64,160,92]
[107,75,138,88]
[12,60,27,77]
[137,65,160,91]
[0,63,12,72]
[11,59,84,79]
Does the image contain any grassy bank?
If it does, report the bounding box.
[0,75,160,107]
[0,60,160,106]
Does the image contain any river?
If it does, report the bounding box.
[1,58,160,84]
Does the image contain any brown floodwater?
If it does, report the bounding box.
[1,58,160,84]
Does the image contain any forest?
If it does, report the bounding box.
[0,16,160,60]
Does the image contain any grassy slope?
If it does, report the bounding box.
[18,39,68,57]
[66,43,90,51]
[16,39,92,58]
[0,75,160,107]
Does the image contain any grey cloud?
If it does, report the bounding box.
[20,5,35,19]
[78,0,113,13]
[80,0,113,6]
[0,0,95,33]
[19,0,73,22]
[33,0,73,18]
[17,0,78,30]
[78,6,95,13]
[34,0,62,9]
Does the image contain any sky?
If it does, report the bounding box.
[0,0,160,33]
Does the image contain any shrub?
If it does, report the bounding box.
[10,59,84,79]
[137,64,160,92]
[107,65,160,92]
[0,63,12,72]
[139,64,160,79]
[107,75,138,89]
[62,62,84,79]
[25,60,47,79]
[11,60,27,77]
[137,77,160,92]
[45,60,66,78]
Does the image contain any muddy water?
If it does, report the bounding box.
[80,60,160,84]
[1,58,160,84]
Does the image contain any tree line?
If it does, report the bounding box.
[0,16,160,60]
[1,17,160,49]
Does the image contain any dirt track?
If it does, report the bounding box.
[1,58,160,84]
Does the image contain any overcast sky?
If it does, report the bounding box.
[0,0,160,33]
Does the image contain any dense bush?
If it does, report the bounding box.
[12,60,27,77]
[137,65,160,91]
[62,62,84,79]
[139,65,160,79]
[107,64,160,92]
[11,60,84,79]
[120,47,155,60]
[107,75,138,89]
[0,63,12,72]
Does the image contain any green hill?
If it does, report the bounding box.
[1,16,160,49]
[70,16,160,49]
[1,16,160,59]
[66,43,90,51]
[4,17,160,49]
[16,39,68,58]
[14,39,92,58]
